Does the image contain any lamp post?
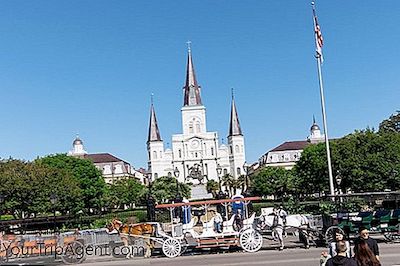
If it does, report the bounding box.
[216,163,222,192]
[335,172,342,203]
[0,194,4,227]
[174,167,181,200]
[146,173,156,222]
[49,193,58,234]
[243,162,250,194]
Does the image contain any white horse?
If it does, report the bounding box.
[258,212,310,250]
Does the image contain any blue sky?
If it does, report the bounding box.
[0,1,399,168]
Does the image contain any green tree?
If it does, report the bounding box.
[379,111,400,133]
[206,180,219,198]
[250,166,294,199]
[0,159,82,219]
[36,154,106,214]
[107,178,145,209]
[150,176,191,203]
[293,129,400,195]
[335,130,400,192]
[221,174,234,197]
[293,142,334,197]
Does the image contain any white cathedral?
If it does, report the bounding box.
[147,47,246,186]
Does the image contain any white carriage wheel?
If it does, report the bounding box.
[325,226,345,244]
[239,229,263,253]
[162,238,182,258]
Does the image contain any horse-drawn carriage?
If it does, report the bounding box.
[156,196,263,254]
[324,209,400,243]
[106,196,264,259]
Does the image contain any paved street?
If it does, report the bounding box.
[79,244,400,266]
[2,236,399,265]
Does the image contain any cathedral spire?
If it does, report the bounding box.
[147,96,162,143]
[229,89,243,136]
[183,42,202,106]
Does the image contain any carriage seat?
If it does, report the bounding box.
[243,213,256,229]
[392,209,400,221]
[374,210,391,223]
[223,215,236,233]
[200,217,216,237]
[202,217,215,228]
[182,216,198,230]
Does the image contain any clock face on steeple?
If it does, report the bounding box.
[190,139,200,149]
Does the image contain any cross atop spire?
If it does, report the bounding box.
[147,96,162,143]
[229,91,243,136]
[183,43,202,106]
[186,40,192,53]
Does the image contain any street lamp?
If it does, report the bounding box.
[243,162,250,194]
[50,193,58,234]
[174,167,181,200]
[146,173,156,222]
[0,194,4,226]
[335,172,342,204]
[216,163,222,192]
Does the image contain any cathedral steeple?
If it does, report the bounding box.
[228,90,243,136]
[147,97,162,143]
[183,41,202,106]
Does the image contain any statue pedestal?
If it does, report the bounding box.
[190,184,213,200]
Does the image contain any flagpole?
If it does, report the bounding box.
[312,2,335,199]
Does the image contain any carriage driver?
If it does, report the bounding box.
[277,206,288,226]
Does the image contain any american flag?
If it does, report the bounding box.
[312,4,324,62]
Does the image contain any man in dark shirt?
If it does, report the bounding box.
[354,226,380,261]
[326,240,357,266]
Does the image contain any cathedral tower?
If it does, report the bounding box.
[227,92,246,178]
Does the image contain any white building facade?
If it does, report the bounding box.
[68,136,144,184]
[258,118,325,170]
[147,47,246,184]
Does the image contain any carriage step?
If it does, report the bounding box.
[196,237,238,248]
[197,243,239,248]
[197,237,238,243]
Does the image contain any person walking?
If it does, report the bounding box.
[354,240,381,266]
[321,229,352,266]
[325,241,357,266]
[330,229,352,258]
[354,227,379,262]
[272,207,285,250]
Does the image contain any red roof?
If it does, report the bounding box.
[270,141,310,152]
[84,153,130,165]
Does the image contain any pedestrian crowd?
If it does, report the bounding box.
[321,226,381,266]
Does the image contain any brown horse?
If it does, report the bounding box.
[106,219,155,258]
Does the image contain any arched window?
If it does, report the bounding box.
[115,165,123,174]
[159,151,162,158]
[189,122,194,133]
[178,149,182,158]
[237,167,241,175]
[167,172,172,177]
[230,146,233,154]
[223,169,228,175]
[103,165,112,175]
[153,151,157,159]
[196,122,201,133]
[235,145,239,153]
[154,173,158,179]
